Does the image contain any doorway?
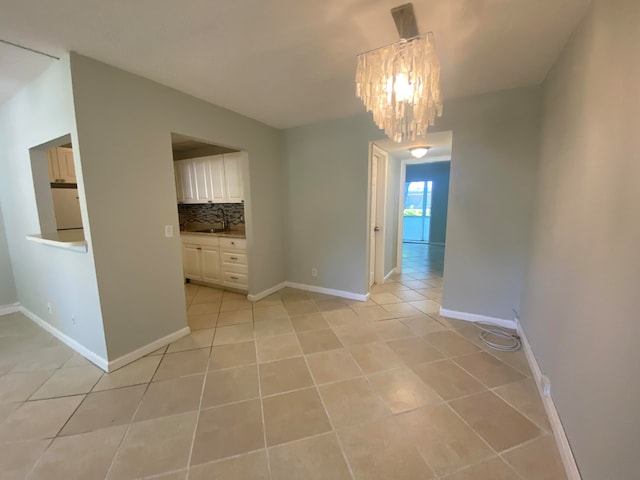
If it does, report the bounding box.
[368,144,389,289]
[403,180,433,243]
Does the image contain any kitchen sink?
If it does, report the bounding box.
[194,228,226,233]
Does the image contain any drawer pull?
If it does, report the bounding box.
[230,276,239,280]
[230,242,235,246]
[230,256,238,260]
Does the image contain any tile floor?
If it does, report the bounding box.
[0,243,567,479]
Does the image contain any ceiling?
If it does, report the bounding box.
[0,0,590,129]
[171,133,238,160]
[377,131,453,162]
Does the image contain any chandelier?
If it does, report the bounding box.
[355,4,443,143]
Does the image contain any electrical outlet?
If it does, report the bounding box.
[47,302,52,314]
[311,268,318,277]
[540,375,552,397]
[164,225,174,237]
[71,315,77,326]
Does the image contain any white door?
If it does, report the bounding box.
[192,158,211,202]
[51,188,83,230]
[207,156,227,203]
[47,149,61,182]
[201,246,221,283]
[183,244,202,279]
[57,148,77,183]
[369,154,378,288]
[174,161,184,202]
[223,152,244,203]
[178,161,196,203]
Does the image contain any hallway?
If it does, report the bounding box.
[0,244,566,479]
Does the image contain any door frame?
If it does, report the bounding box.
[367,143,389,290]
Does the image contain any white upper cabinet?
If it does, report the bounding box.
[223,152,244,203]
[173,152,244,204]
[47,147,77,183]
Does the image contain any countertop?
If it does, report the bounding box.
[26,229,88,252]
[180,223,246,239]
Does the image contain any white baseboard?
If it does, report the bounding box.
[0,302,20,316]
[107,326,191,372]
[285,281,369,302]
[247,282,287,302]
[20,307,109,371]
[518,327,581,480]
[383,269,396,282]
[439,307,517,330]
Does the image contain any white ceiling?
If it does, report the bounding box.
[377,131,453,162]
[0,0,590,129]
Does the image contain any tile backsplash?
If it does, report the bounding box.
[178,203,245,227]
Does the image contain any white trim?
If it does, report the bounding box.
[285,281,369,302]
[247,282,287,302]
[20,307,109,371]
[0,302,20,316]
[384,269,396,282]
[518,326,581,480]
[107,326,191,372]
[439,307,517,330]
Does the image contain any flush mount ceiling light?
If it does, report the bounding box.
[355,3,443,143]
[409,146,430,158]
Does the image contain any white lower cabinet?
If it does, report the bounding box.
[181,234,247,291]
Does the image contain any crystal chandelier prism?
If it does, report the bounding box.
[356,27,443,143]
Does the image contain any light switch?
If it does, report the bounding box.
[165,225,174,237]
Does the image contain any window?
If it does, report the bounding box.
[404,181,432,217]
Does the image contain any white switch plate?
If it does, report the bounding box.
[165,225,174,237]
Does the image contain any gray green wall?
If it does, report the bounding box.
[435,88,541,321]
[406,161,451,245]
[520,0,640,477]
[0,202,16,306]
[0,56,108,358]
[384,154,401,276]
[70,53,286,359]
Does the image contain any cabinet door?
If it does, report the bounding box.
[178,160,196,203]
[192,158,211,202]
[207,155,227,203]
[183,244,202,280]
[47,149,61,182]
[57,148,77,183]
[201,246,221,283]
[174,161,184,203]
[223,153,244,203]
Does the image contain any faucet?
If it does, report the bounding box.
[217,208,228,231]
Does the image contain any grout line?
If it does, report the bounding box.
[254,322,272,480]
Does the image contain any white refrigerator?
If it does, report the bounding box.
[51,187,83,230]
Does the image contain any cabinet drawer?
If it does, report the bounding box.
[220,237,246,250]
[181,234,220,247]
[223,271,248,287]
[222,251,247,265]
[223,263,248,275]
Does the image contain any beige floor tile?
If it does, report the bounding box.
[62,353,92,368]
[213,324,254,345]
[61,385,146,435]
[315,299,352,312]
[425,330,481,357]
[0,370,54,402]
[217,309,254,326]
[108,412,197,479]
[370,292,404,305]
[412,359,486,401]
[187,312,218,331]
[189,450,269,480]
[408,299,441,315]
[502,435,567,480]
[191,400,264,465]
[262,387,331,446]
[368,367,442,413]
[28,425,127,480]
[151,470,188,480]
[93,355,162,391]
[0,438,50,480]
[269,432,352,480]
[30,365,103,400]
[493,378,552,432]
[167,329,214,353]
[135,374,205,421]
[441,457,520,480]
[209,341,256,370]
[153,348,210,381]
[485,348,533,376]
[253,305,288,322]
[319,377,389,428]
[381,302,423,318]
[454,352,525,388]
[349,342,403,374]
[148,345,168,356]
[253,318,294,338]
[396,404,494,476]
[202,365,259,407]
[219,299,253,312]
[393,289,427,302]
[0,402,20,423]
[0,395,84,441]
[352,305,394,321]
[259,356,313,396]
[188,302,221,315]
[297,328,343,354]
[322,308,363,327]
[290,313,329,332]
[284,300,319,316]
[339,416,434,480]
[387,337,445,365]
[372,319,415,340]
[306,349,363,384]
[449,391,542,452]
[10,344,75,372]
[256,333,302,362]
[401,314,449,336]
[333,323,380,346]
[191,288,223,305]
